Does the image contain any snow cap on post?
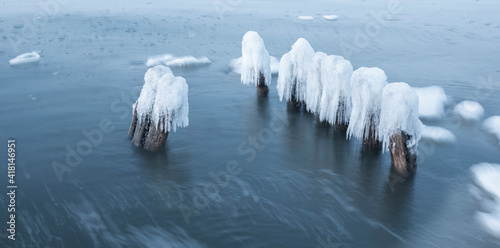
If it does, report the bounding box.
[241,31,271,87]
[305,52,327,114]
[347,67,387,141]
[129,65,189,152]
[379,82,422,153]
[319,55,354,125]
[277,38,315,102]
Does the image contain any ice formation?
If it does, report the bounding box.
[471,163,500,238]
[318,55,353,125]
[379,83,422,152]
[297,16,314,20]
[277,38,315,102]
[240,31,271,87]
[483,116,500,145]
[347,67,387,141]
[9,52,40,66]
[129,65,189,151]
[135,65,189,133]
[229,56,279,75]
[421,126,457,144]
[413,86,447,120]
[146,54,211,67]
[454,100,484,121]
[323,15,339,21]
[304,52,327,114]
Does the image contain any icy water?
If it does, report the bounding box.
[1,0,500,247]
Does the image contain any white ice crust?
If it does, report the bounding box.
[319,55,353,125]
[379,83,423,152]
[277,38,315,102]
[9,52,40,66]
[413,86,447,120]
[135,65,189,133]
[240,31,272,86]
[454,100,484,121]
[484,116,500,145]
[147,54,211,67]
[347,67,387,140]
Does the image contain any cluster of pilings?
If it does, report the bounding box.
[240,33,422,175]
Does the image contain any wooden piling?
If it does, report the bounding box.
[389,131,417,175]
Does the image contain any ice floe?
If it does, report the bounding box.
[454,100,484,121]
[9,51,40,66]
[413,86,448,120]
[297,16,314,20]
[483,116,500,145]
[421,126,456,144]
[471,163,500,239]
[323,15,339,21]
[146,54,211,67]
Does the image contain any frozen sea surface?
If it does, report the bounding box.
[1,0,500,247]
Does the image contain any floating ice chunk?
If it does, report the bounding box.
[164,56,211,67]
[240,31,271,87]
[347,67,387,140]
[146,54,173,67]
[297,16,314,20]
[277,38,315,102]
[146,54,211,67]
[323,15,339,21]
[270,56,279,75]
[413,86,447,120]
[472,163,500,199]
[9,51,40,66]
[379,83,423,152]
[471,163,500,238]
[135,65,189,133]
[421,126,456,144]
[229,56,279,75]
[319,55,353,125]
[305,52,327,114]
[484,116,500,145]
[229,58,242,74]
[454,100,485,121]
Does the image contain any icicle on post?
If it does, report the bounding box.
[319,55,353,128]
[241,31,272,95]
[379,83,422,174]
[304,52,327,115]
[347,67,387,148]
[129,65,189,152]
[277,38,315,104]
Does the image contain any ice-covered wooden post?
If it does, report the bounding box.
[277,38,314,104]
[380,83,422,174]
[347,67,387,147]
[305,52,327,114]
[241,31,272,95]
[129,65,189,152]
[319,55,353,128]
